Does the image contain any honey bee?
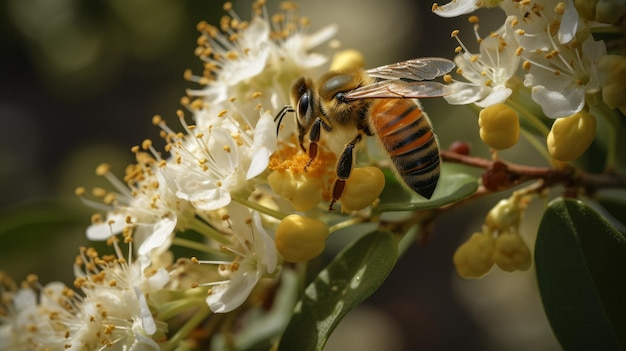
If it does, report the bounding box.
[275,57,455,210]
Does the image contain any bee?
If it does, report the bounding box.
[274,57,455,210]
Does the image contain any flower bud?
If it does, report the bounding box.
[547,110,596,162]
[453,233,495,279]
[275,214,330,263]
[493,232,531,272]
[599,55,626,109]
[330,49,365,71]
[485,197,522,233]
[268,170,323,211]
[478,104,520,150]
[340,167,385,211]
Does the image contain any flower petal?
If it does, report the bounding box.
[531,85,585,118]
[432,0,481,17]
[246,112,277,179]
[137,217,177,256]
[206,272,260,313]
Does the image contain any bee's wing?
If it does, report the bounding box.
[343,80,453,100]
[366,57,455,81]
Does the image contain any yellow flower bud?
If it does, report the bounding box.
[547,110,596,162]
[453,233,495,279]
[340,167,385,212]
[330,49,365,71]
[275,214,330,263]
[267,170,323,211]
[478,103,520,150]
[599,55,626,109]
[485,198,522,234]
[493,232,531,272]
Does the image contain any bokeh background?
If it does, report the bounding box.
[0,0,559,350]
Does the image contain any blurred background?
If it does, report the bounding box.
[0,0,559,350]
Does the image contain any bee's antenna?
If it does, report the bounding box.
[274,105,295,136]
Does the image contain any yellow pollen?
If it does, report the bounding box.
[221,214,230,221]
[95,163,110,176]
[455,46,462,53]
[523,61,531,70]
[554,2,565,15]
[183,69,193,81]
[152,115,162,125]
[142,139,152,150]
[223,145,231,152]
[470,55,479,62]
[468,15,479,24]
[280,1,298,11]
[223,2,233,11]
[516,29,526,36]
[252,91,263,98]
[191,282,199,288]
[216,181,222,187]
[191,257,199,264]
[443,74,453,83]
[92,187,107,198]
[554,70,562,76]
[75,187,86,196]
[451,29,460,37]
[515,47,523,56]
[485,79,493,87]
[176,109,185,119]
[131,145,140,153]
[218,110,229,117]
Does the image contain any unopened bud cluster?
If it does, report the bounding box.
[453,191,532,278]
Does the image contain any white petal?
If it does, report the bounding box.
[206,272,260,313]
[531,85,585,118]
[134,286,157,335]
[252,211,277,274]
[475,87,512,107]
[86,213,127,240]
[301,24,338,50]
[559,0,579,44]
[137,217,177,256]
[246,112,277,179]
[432,0,481,17]
[443,83,485,105]
[187,186,232,211]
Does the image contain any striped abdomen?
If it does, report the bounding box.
[369,98,440,199]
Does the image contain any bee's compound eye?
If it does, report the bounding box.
[297,92,311,123]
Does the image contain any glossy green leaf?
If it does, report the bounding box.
[375,162,478,213]
[277,230,398,351]
[535,198,626,350]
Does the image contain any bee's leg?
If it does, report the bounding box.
[329,134,362,211]
[305,117,332,170]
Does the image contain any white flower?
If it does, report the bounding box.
[444,17,521,107]
[514,8,606,118]
[432,0,503,17]
[69,241,170,350]
[194,203,278,313]
[160,109,277,211]
[80,155,193,257]
[185,1,336,114]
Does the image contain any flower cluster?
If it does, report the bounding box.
[453,191,533,278]
[434,0,626,161]
[2,1,345,348]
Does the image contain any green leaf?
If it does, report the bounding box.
[375,162,478,213]
[535,198,626,350]
[278,230,398,351]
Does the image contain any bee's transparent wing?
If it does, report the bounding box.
[365,57,455,81]
[343,80,453,100]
